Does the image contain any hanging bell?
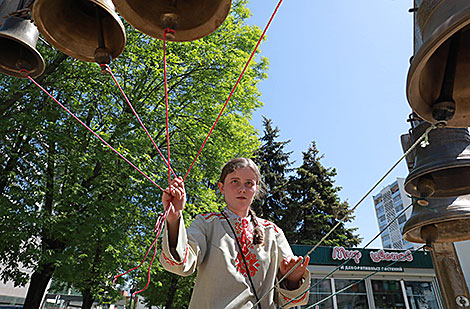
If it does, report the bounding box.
[32,0,126,64]
[407,0,470,127]
[402,195,470,243]
[404,119,470,198]
[0,15,45,78]
[112,0,231,41]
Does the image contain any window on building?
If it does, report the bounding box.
[382,234,390,242]
[374,196,383,205]
[371,280,406,308]
[391,183,399,194]
[379,215,386,223]
[393,195,401,203]
[376,205,384,214]
[335,279,369,309]
[398,215,407,224]
[301,278,334,309]
[395,203,404,212]
[405,281,439,309]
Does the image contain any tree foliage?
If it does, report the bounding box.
[0,0,267,307]
[252,116,292,225]
[254,119,360,247]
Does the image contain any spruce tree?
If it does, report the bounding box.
[253,117,292,226]
[285,142,360,247]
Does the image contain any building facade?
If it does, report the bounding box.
[372,178,420,250]
[293,245,442,309]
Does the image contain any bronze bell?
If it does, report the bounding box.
[402,195,470,243]
[0,12,45,78]
[32,0,126,64]
[407,0,470,127]
[404,119,470,198]
[112,0,231,41]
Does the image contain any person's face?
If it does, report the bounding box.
[218,167,258,217]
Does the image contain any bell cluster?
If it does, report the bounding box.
[402,1,470,249]
[0,0,232,78]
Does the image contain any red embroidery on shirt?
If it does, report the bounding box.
[259,219,279,233]
[162,246,189,266]
[235,251,260,277]
[201,213,224,221]
[232,219,261,277]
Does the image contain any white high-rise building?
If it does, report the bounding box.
[372,178,420,250]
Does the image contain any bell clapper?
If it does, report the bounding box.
[161,13,179,40]
[416,175,436,200]
[432,31,461,122]
[420,224,438,251]
[93,4,112,72]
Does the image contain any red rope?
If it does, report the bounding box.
[101,64,177,178]
[163,28,175,189]
[23,71,164,192]
[113,207,170,288]
[183,0,284,181]
[114,28,177,296]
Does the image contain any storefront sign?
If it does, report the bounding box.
[332,247,413,265]
[339,265,404,272]
[292,245,434,269]
[332,246,362,264]
[369,249,413,263]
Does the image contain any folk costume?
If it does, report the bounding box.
[160,207,310,308]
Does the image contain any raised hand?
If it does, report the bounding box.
[162,177,186,224]
[279,255,310,290]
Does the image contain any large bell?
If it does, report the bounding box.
[402,195,470,243]
[407,0,470,127]
[404,119,470,198]
[0,9,45,78]
[112,0,231,41]
[32,0,126,64]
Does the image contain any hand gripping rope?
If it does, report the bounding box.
[22,0,284,296]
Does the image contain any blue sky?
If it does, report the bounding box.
[246,0,415,248]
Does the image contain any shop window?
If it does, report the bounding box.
[301,278,334,309]
[335,279,369,309]
[371,280,406,308]
[404,281,439,309]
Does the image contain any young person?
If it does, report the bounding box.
[160,158,310,308]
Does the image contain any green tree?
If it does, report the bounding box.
[285,142,360,246]
[0,0,267,307]
[252,116,293,226]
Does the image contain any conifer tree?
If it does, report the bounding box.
[285,142,360,247]
[252,117,292,226]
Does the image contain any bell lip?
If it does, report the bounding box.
[403,216,470,243]
[112,0,231,42]
[406,6,470,128]
[404,161,470,197]
[0,17,45,78]
[32,0,127,63]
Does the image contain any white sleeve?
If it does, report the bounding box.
[159,215,208,277]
